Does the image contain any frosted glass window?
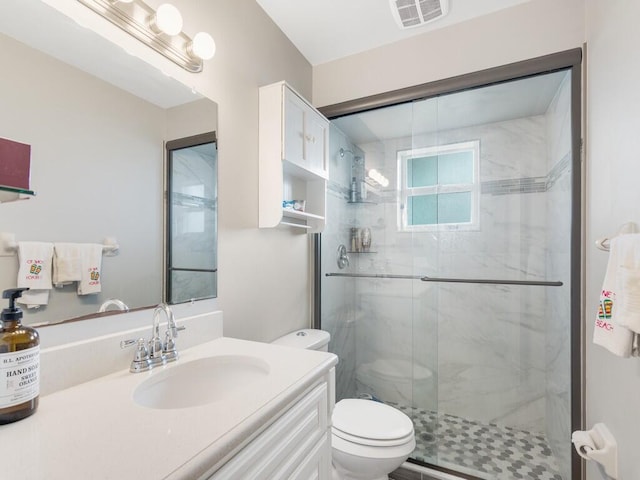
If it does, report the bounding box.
[408,151,473,188]
[398,141,479,230]
[408,192,472,225]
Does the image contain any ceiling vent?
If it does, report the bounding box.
[389,0,449,29]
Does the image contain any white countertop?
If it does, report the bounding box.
[0,337,337,480]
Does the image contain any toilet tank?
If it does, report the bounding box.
[271,329,330,351]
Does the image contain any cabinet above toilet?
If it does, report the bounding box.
[258,81,329,233]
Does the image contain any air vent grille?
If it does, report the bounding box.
[389,0,449,29]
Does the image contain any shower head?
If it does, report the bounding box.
[339,148,354,158]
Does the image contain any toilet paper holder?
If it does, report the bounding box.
[571,423,618,479]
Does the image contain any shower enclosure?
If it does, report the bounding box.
[317,51,581,480]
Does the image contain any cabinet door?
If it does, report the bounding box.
[289,433,332,480]
[284,88,306,168]
[210,383,328,479]
[305,110,328,178]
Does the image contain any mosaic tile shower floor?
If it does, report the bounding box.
[391,403,564,480]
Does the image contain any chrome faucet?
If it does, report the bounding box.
[154,303,184,362]
[120,303,185,373]
[148,304,167,366]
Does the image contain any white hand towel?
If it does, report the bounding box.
[78,244,103,295]
[612,234,640,333]
[53,243,83,287]
[17,290,50,309]
[16,242,53,308]
[593,236,635,357]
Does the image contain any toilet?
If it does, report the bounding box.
[272,329,416,480]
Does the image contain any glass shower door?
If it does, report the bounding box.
[321,67,574,480]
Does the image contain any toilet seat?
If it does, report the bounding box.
[332,426,415,447]
[332,399,414,447]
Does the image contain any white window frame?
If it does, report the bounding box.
[397,140,480,232]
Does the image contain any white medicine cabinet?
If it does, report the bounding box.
[259,81,329,232]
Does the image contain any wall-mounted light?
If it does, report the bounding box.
[77,0,215,73]
[149,4,183,36]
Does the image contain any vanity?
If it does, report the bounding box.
[0,308,337,479]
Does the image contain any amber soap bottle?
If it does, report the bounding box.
[0,288,40,424]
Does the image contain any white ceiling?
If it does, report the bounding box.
[256,0,533,65]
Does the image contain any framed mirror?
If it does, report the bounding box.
[165,133,218,304]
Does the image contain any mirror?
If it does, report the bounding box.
[0,1,218,325]
[166,133,218,304]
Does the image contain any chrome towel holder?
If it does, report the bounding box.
[595,222,638,252]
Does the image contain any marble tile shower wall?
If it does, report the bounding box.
[543,73,573,480]
[349,115,550,433]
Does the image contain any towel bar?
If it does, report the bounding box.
[0,233,119,257]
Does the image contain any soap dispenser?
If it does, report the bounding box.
[0,288,40,424]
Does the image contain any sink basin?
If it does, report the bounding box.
[133,355,270,409]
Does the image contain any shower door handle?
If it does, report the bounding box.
[325,272,562,286]
[419,276,563,287]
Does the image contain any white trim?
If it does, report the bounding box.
[397,140,480,232]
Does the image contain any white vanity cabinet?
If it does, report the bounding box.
[208,378,333,480]
[259,81,329,232]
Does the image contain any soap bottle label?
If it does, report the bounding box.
[0,346,40,408]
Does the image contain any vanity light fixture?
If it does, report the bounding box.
[77,0,215,73]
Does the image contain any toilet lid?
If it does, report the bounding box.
[332,399,414,442]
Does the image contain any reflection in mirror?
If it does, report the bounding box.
[166,133,218,304]
[0,2,217,326]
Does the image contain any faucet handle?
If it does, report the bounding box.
[167,319,186,338]
[121,338,152,373]
[120,338,138,349]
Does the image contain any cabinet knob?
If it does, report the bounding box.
[305,134,316,144]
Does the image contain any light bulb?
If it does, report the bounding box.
[190,32,216,60]
[151,4,183,36]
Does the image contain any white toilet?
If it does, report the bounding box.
[272,329,416,480]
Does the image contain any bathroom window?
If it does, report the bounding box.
[398,140,479,231]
